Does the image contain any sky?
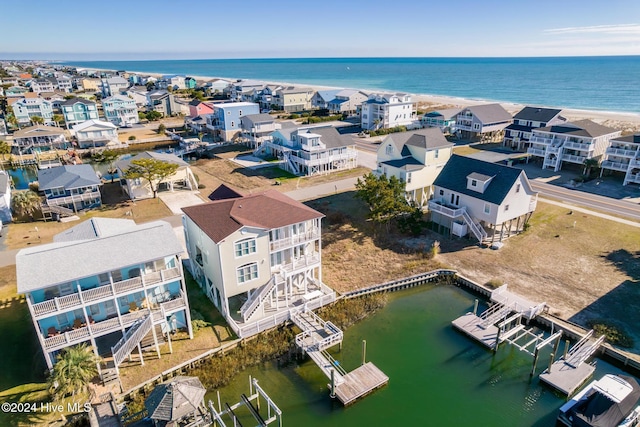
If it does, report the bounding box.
[1,0,639,60]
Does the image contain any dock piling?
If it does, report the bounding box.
[473,299,479,315]
[563,340,569,360]
[548,352,555,371]
[362,340,367,366]
[330,369,336,398]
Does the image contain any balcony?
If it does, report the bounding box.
[428,199,466,218]
[278,253,321,274]
[562,154,587,164]
[601,160,630,172]
[626,173,640,184]
[564,141,592,151]
[45,191,100,207]
[606,147,639,158]
[529,135,558,146]
[291,150,358,167]
[42,292,187,352]
[31,267,181,318]
[527,147,546,157]
[270,228,320,252]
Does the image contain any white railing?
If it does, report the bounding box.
[269,228,320,251]
[562,154,586,164]
[601,160,630,171]
[160,291,187,313]
[112,314,153,367]
[428,199,466,218]
[83,284,114,303]
[606,147,638,158]
[461,209,488,242]
[281,253,321,273]
[529,135,558,146]
[56,293,82,310]
[625,173,640,184]
[46,191,100,207]
[90,317,121,335]
[291,150,358,167]
[240,277,277,322]
[113,277,143,294]
[527,147,546,157]
[563,141,591,151]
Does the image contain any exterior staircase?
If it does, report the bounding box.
[111,314,153,367]
[460,209,488,243]
[239,276,278,322]
[282,151,300,175]
[41,204,74,218]
[564,330,605,368]
[478,303,512,329]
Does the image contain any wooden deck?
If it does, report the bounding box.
[451,313,499,349]
[539,360,596,396]
[334,362,389,406]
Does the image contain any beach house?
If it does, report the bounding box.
[115,151,198,200]
[181,186,335,338]
[12,125,69,153]
[102,95,139,127]
[72,119,121,149]
[429,155,537,244]
[360,93,416,130]
[240,113,280,149]
[30,78,55,94]
[257,124,358,176]
[187,100,214,118]
[229,80,266,102]
[454,104,512,142]
[503,107,566,151]
[79,78,101,92]
[527,120,621,172]
[273,87,314,112]
[206,102,260,142]
[12,97,55,126]
[327,89,369,115]
[61,98,99,128]
[600,134,640,186]
[101,76,129,97]
[16,218,193,377]
[421,108,461,134]
[38,164,102,212]
[311,90,340,110]
[375,128,454,208]
[147,90,178,117]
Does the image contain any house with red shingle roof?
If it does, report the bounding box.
[181,186,335,338]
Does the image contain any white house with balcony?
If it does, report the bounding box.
[240,113,281,149]
[12,97,55,126]
[421,108,462,134]
[256,125,358,176]
[503,107,566,151]
[102,95,139,127]
[600,134,640,186]
[375,128,454,208]
[72,119,121,149]
[16,218,193,378]
[361,93,416,130]
[181,186,335,338]
[12,125,69,153]
[527,120,621,172]
[327,89,368,115]
[429,155,538,244]
[455,104,512,142]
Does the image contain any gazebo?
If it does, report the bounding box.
[144,376,207,427]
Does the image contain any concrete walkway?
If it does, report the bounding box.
[285,177,359,201]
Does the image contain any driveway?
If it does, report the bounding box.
[158,191,206,215]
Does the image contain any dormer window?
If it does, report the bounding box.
[385,144,393,155]
[471,180,477,187]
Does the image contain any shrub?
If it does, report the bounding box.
[586,319,634,348]
[485,279,503,289]
[128,135,136,141]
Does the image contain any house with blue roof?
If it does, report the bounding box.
[429,155,538,244]
[311,90,340,110]
[38,164,102,212]
[421,108,462,135]
[327,89,368,115]
[206,102,260,142]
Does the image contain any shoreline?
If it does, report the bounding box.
[72,64,640,130]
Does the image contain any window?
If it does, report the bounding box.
[237,263,258,284]
[516,184,521,193]
[471,180,477,187]
[434,149,439,159]
[505,204,510,211]
[235,238,257,257]
[439,189,444,196]
[484,203,491,214]
[385,144,393,155]
[406,172,412,183]
[473,123,481,130]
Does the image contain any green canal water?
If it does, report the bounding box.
[209,285,625,426]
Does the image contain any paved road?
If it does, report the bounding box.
[531,181,640,222]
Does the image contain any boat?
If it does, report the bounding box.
[558,374,640,427]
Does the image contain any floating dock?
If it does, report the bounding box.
[451,312,500,349]
[292,309,388,405]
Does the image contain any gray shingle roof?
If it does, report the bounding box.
[513,106,562,122]
[380,157,424,171]
[433,155,525,205]
[384,128,453,152]
[241,113,274,127]
[16,220,182,293]
[53,218,136,242]
[536,119,618,138]
[424,108,462,120]
[463,104,512,124]
[145,376,206,422]
[38,165,101,191]
[61,97,95,106]
[115,151,189,172]
[610,134,640,144]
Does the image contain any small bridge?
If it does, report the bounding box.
[291,309,388,405]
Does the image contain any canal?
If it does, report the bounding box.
[209,285,628,426]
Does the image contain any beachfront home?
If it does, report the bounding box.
[600,134,640,185]
[454,104,512,142]
[147,90,178,117]
[429,155,538,244]
[38,164,102,211]
[158,75,186,91]
[421,108,462,134]
[12,125,69,153]
[503,107,566,151]
[12,97,54,126]
[527,120,621,172]
[16,218,193,377]
[0,171,11,223]
[30,78,55,94]
[101,76,129,97]
[206,102,260,142]
[240,113,280,149]
[327,89,368,115]
[375,128,454,208]
[311,90,340,110]
[258,124,358,176]
[229,80,266,102]
[61,98,99,128]
[125,86,150,108]
[115,151,198,200]
[273,87,314,112]
[360,93,416,130]
[181,186,335,338]
[187,100,214,118]
[204,78,232,96]
[102,95,139,127]
[72,119,121,149]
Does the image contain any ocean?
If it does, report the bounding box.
[61,56,640,113]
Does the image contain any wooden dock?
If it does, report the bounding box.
[451,312,499,349]
[334,362,389,406]
[539,360,596,396]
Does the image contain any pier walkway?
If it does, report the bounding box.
[291,309,388,405]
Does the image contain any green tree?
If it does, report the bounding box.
[52,114,64,127]
[47,344,100,400]
[355,172,412,227]
[145,110,162,121]
[583,158,599,177]
[30,115,44,125]
[0,140,10,160]
[11,190,41,219]
[92,149,120,183]
[124,158,179,198]
[138,111,147,121]
[157,123,166,135]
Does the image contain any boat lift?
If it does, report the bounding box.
[208,377,282,427]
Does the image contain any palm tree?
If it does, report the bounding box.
[48,344,101,400]
[30,115,44,126]
[11,190,41,220]
[0,140,10,161]
[583,158,599,177]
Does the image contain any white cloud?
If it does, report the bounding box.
[544,24,640,35]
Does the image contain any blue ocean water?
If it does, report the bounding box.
[62,56,640,113]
